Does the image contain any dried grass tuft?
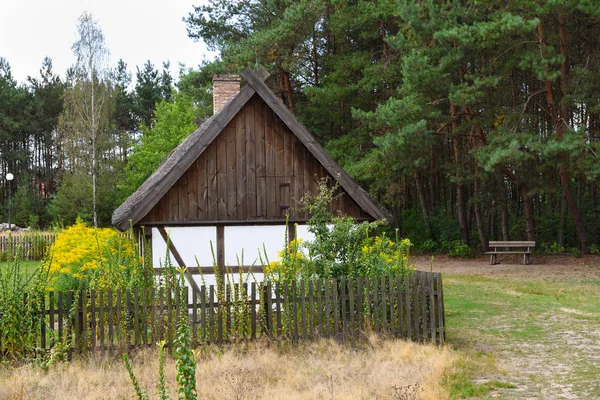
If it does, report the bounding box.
[0,336,457,399]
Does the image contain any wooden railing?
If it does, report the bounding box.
[30,271,444,353]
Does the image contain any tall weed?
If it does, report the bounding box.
[0,248,49,360]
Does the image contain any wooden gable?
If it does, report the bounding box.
[139,95,369,225]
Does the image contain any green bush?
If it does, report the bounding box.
[448,241,473,258]
[265,179,415,281]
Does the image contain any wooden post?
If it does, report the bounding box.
[216,225,225,283]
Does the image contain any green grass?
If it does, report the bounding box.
[0,260,42,279]
[444,273,600,399]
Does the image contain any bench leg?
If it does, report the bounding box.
[490,254,496,265]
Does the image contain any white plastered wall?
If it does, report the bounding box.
[152,225,315,289]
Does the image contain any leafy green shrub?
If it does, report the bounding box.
[448,241,473,258]
[416,238,438,253]
[266,179,415,281]
[543,242,567,254]
[589,244,599,254]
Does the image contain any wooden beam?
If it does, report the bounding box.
[154,265,264,275]
[216,225,225,277]
[137,218,373,228]
[156,227,201,292]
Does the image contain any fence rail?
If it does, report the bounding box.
[0,233,56,260]
[25,271,444,353]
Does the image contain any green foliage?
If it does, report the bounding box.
[448,241,473,259]
[0,250,49,359]
[120,91,205,201]
[267,179,415,281]
[123,353,150,400]
[157,341,171,400]
[173,272,197,400]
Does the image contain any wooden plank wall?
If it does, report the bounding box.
[139,95,368,224]
[24,271,444,354]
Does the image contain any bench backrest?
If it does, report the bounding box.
[489,241,535,248]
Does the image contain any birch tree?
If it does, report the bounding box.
[58,12,113,227]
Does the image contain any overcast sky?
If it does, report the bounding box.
[0,0,217,85]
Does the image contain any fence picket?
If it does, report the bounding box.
[356,277,363,332]
[108,290,114,347]
[396,275,403,337]
[81,290,87,352]
[209,285,215,344]
[380,276,387,331]
[192,288,198,345]
[57,292,63,341]
[49,291,55,347]
[300,280,306,340]
[316,279,323,337]
[388,275,395,335]
[251,282,257,339]
[348,278,355,340]
[420,272,428,342]
[292,281,298,342]
[324,280,331,337]
[333,279,339,338]
[308,280,315,339]
[126,290,132,347]
[116,290,123,343]
[341,279,347,340]
[412,273,419,341]
[142,288,149,345]
[429,272,436,343]
[99,290,105,347]
[436,273,445,344]
[405,274,412,340]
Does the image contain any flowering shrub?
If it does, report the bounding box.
[357,234,413,277]
[46,218,152,291]
[264,238,313,282]
[265,179,415,282]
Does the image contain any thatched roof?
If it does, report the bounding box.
[112,68,392,231]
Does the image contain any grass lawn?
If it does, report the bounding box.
[0,260,42,279]
[445,272,600,399]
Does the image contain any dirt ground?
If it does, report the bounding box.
[416,253,600,399]
[413,253,600,280]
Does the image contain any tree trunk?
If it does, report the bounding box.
[502,198,509,241]
[522,186,535,242]
[450,102,469,244]
[558,193,567,248]
[474,178,488,252]
[414,171,432,235]
[538,18,588,252]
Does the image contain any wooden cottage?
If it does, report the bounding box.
[112,68,391,288]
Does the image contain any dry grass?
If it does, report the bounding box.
[0,335,457,400]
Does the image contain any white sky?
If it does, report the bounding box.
[0,0,217,85]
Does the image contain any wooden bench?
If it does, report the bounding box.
[485,241,535,265]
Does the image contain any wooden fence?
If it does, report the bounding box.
[30,271,444,353]
[0,233,56,260]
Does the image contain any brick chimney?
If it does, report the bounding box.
[212,74,241,114]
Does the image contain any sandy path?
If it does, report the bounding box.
[413,253,600,280]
